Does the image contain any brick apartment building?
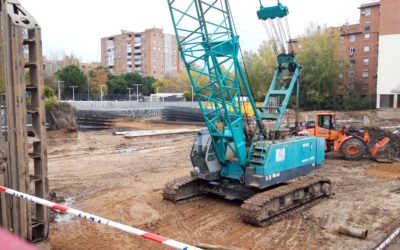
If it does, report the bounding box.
[376,0,400,108]
[336,1,380,97]
[101,28,182,79]
[291,0,400,108]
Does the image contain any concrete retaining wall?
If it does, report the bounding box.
[65,101,199,111]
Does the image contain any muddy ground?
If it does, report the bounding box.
[46,117,400,250]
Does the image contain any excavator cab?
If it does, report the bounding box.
[313,113,338,141]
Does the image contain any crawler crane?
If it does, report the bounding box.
[163,0,332,226]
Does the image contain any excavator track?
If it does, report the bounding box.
[240,176,332,227]
[162,176,205,203]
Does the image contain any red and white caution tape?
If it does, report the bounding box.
[0,186,202,250]
[375,226,400,250]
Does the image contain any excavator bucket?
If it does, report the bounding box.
[370,137,393,163]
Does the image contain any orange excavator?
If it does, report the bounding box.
[300,112,392,162]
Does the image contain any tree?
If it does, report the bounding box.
[55,65,87,96]
[44,84,56,98]
[107,75,127,95]
[241,41,276,101]
[142,76,156,95]
[151,72,192,93]
[296,24,344,109]
[44,50,81,85]
[88,66,109,96]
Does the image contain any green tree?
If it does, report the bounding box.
[241,41,276,101]
[44,84,56,98]
[296,24,344,109]
[142,76,156,95]
[56,65,87,96]
[107,75,127,95]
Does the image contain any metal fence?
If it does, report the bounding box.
[66,101,200,111]
[61,94,186,102]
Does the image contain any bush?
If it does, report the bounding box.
[44,84,56,98]
[45,96,58,111]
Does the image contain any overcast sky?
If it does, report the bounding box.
[19,0,370,63]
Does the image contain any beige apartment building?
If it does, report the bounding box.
[101,28,182,79]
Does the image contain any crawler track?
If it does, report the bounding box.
[241,176,332,227]
[162,176,205,203]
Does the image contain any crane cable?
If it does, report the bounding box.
[258,1,293,55]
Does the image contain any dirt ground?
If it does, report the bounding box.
[46,117,400,250]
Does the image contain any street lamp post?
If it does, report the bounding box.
[56,80,65,100]
[100,85,105,101]
[191,86,194,102]
[69,86,77,101]
[87,78,90,101]
[133,84,140,103]
[127,87,133,101]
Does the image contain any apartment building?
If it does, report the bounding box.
[336,2,380,97]
[81,62,102,73]
[291,1,400,108]
[376,0,400,108]
[101,28,182,79]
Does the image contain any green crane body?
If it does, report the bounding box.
[164,1,331,221]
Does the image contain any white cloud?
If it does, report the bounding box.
[19,0,363,62]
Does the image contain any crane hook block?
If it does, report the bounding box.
[257,2,289,20]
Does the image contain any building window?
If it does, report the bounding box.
[349,71,355,78]
[339,73,344,78]
[350,35,356,43]
[362,70,369,78]
[350,60,356,67]
[364,33,370,40]
[363,8,371,16]
[362,84,368,90]
[340,36,344,43]
[349,47,356,56]
[364,21,371,31]
[339,49,344,55]
[338,84,344,90]
[363,58,369,65]
[349,83,355,89]
[364,46,370,53]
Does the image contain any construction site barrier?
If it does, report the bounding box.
[0,186,202,250]
[375,226,400,250]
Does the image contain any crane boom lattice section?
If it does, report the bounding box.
[168,0,256,165]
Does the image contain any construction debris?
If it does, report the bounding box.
[48,102,78,131]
